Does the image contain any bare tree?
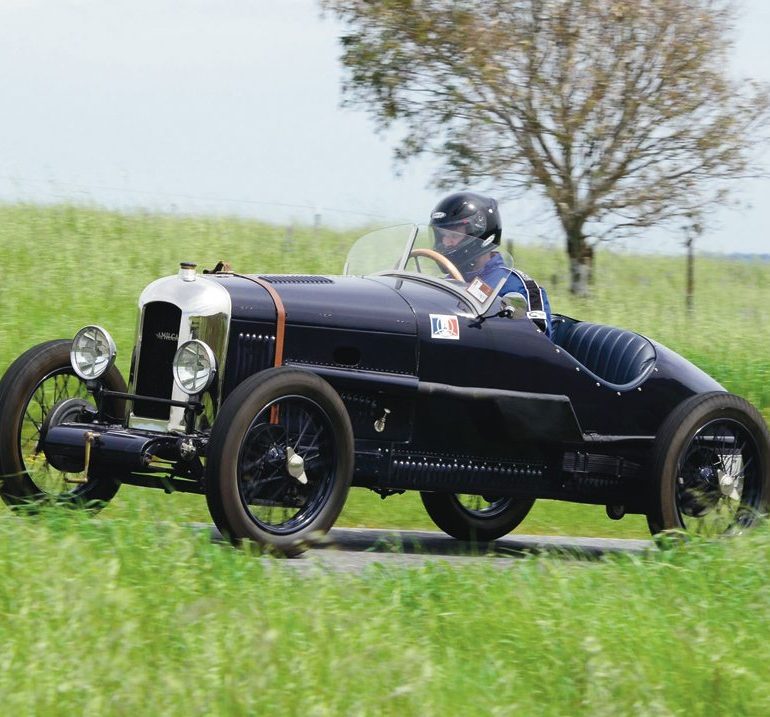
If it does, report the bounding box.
[322,0,769,294]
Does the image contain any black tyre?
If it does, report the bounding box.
[205,367,354,556]
[646,392,770,536]
[0,339,127,510]
[420,492,535,541]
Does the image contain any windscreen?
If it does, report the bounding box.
[342,224,416,277]
[342,223,515,316]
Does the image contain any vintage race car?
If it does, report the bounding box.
[0,224,768,554]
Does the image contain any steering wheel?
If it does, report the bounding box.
[408,248,464,282]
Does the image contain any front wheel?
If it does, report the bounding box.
[205,367,354,556]
[0,339,127,510]
[420,492,535,541]
[646,392,770,536]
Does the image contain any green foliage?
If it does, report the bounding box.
[2,507,770,713]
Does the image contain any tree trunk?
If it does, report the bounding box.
[566,224,590,296]
[585,244,595,286]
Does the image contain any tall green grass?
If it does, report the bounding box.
[0,203,768,540]
[1,507,770,715]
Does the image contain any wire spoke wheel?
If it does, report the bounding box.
[0,339,127,510]
[205,368,354,556]
[20,369,92,497]
[453,494,516,518]
[238,396,336,534]
[675,419,762,535]
[421,491,535,541]
[647,392,770,537]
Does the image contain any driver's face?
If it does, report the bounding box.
[440,232,464,248]
[435,225,470,248]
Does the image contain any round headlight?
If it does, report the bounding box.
[70,326,117,380]
[172,340,216,396]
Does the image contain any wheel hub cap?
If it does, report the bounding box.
[718,469,743,500]
[286,447,308,485]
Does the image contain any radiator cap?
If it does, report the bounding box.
[179,262,197,282]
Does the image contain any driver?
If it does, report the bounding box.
[430,191,553,337]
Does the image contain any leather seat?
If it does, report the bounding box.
[552,320,657,389]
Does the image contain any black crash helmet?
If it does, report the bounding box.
[429,192,502,272]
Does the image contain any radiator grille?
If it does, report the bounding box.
[133,301,181,419]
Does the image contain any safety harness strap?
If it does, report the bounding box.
[508,268,548,333]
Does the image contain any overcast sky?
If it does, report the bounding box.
[0,0,768,253]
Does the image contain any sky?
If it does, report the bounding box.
[0,0,768,254]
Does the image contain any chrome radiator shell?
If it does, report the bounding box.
[128,274,231,432]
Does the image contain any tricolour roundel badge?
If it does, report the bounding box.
[429,314,460,340]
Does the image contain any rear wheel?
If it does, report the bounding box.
[0,340,127,510]
[646,392,770,536]
[420,492,535,541]
[205,368,354,556]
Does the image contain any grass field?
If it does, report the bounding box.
[2,505,770,715]
[2,203,770,714]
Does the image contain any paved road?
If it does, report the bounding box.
[202,525,654,572]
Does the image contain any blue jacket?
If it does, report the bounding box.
[465,253,553,337]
